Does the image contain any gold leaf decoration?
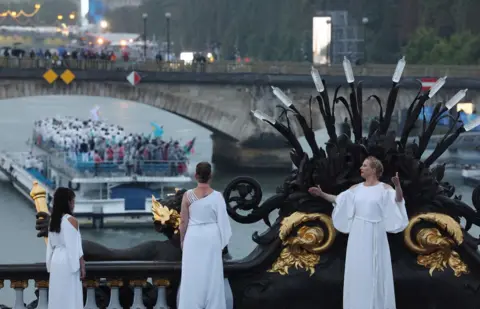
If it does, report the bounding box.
[269,212,336,276]
[404,212,469,277]
[152,195,181,233]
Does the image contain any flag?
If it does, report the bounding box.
[151,122,164,137]
[183,137,196,155]
[421,78,437,92]
[90,106,100,121]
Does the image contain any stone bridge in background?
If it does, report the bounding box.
[0,58,479,170]
[1,79,477,170]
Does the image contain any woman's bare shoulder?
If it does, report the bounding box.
[67,216,79,230]
[382,183,393,190]
[349,183,361,190]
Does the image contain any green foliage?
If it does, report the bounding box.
[104,0,315,61]
[403,28,480,64]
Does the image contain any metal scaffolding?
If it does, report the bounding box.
[320,10,365,64]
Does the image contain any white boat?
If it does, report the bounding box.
[462,167,480,187]
[1,116,195,228]
[0,150,192,228]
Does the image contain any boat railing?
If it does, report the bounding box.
[49,151,189,178]
[0,262,172,309]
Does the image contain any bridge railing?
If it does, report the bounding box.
[48,151,189,179]
[1,57,480,76]
[0,262,172,309]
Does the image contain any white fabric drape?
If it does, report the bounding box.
[47,214,84,309]
[178,190,232,309]
[332,183,408,309]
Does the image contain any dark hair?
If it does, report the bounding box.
[195,162,212,183]
[49,187,76,233]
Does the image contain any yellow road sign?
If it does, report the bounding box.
[60,69,75,85]
[43,69,58,84]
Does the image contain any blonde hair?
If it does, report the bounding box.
[365,156,384,178]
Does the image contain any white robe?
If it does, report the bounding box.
[178,190,232,309]
[332,182,408,309]
[46,214,84,309]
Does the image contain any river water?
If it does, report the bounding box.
[0,95,476,305]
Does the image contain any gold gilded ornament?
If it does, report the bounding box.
[151,195,181,233]
[129,279,147,287]
[269,212,336,276]
[153,279,170,287]
[35,280,49,289]
[404,212,468,277]
[30,181,49,245]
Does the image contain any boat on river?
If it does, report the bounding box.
[462,167,480,187]
[0,117,195,228]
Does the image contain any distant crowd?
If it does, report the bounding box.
[4,47,121,62]
[32,117,190,175]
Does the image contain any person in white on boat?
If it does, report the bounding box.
[32,117,191,176]
[308,156,408,309]
[46,187,85,309]
[178,162,232,309]
[23,153,44,173]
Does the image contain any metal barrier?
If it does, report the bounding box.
[2,57,480,76]
[50,151,188,178]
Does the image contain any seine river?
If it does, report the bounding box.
[0,95,476,305]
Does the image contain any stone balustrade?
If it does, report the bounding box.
[0,262,174,309]
[1,57,480,77]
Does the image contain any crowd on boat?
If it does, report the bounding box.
[31,117,194,176]
[24,154,45,173]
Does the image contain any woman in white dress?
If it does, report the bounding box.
[46,187,85,309]
[178,162,232,309]
[309,156,409,309]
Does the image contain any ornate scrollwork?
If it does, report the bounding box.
[269,212,336,276]
[223,176,270,224]
[404,212,469,277]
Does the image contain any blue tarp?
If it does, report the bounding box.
[111,186,156,211]
[25,168,55,188]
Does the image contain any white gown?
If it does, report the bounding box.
[46,214,84,309]
[332,182,408,309]
[178,190,232,309]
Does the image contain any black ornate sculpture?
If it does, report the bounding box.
[32,60,480,309]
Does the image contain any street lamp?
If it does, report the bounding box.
[165,12,171,62]
[362,17,369,64]
[57,14,63,20]
[142,13,148,59]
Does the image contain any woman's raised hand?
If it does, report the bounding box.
[308,185,323,197]
[391,172,401,187]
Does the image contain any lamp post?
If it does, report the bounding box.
[362,17,369,64]
[165,12,171,62]
[99,20,108,33]
[69,13,75,26]
[142,13,148,59]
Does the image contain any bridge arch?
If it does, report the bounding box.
[0,80,244,141]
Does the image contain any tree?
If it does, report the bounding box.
[403,28,480,64]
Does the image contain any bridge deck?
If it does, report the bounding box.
[2,58,480,77]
